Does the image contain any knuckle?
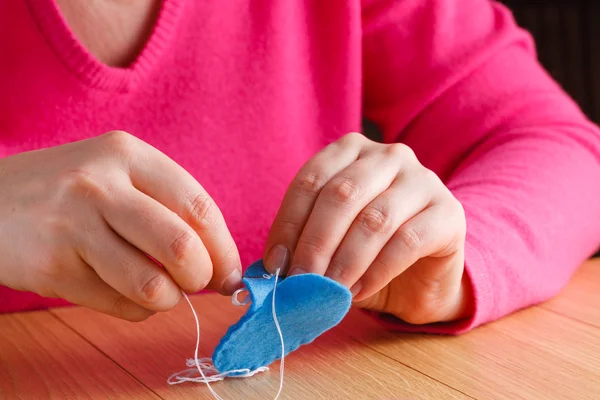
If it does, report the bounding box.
[101,130,137,160]
[359,204,393,236]
[297,234,328,257]
[294,171,327,198]
[186,193,215,228]
[451,197,466,218]
[385,143,414,159]
[449,200,467,234]
[138,272,167,304]
[327,176,362,205]
[341,131,365,145]
[421,168,440,183]
[102,130,134,147]
[168,229,197,267]
[396,226,425,254]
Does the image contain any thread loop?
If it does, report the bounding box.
[168,269,285,400]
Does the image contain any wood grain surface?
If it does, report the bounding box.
[0,311,158,399]
[0,259,598,399]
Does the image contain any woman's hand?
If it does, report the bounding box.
[264,132,472,324]
[0,131,241,321]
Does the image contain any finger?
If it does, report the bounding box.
[100,185,214,295]
[263,132,368,274]
[55,259,155,322]
[325,173,433,291]
[354,204,460,302]
[101,132,242,294]
[289,146,407,277]
[78,218,183,311]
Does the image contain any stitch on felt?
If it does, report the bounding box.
[212,260,352,374]
[168,259,352,399]
[167,269,285,400]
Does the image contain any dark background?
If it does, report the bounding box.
[501,0,600,123]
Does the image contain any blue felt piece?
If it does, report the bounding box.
[212,259,352,373]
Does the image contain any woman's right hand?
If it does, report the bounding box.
[0,131,242,321]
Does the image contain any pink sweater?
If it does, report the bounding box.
[1,0,600,334]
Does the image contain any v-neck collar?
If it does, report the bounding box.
[26,0,186,92]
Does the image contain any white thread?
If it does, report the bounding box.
[168,269,285,400]
[231,288,251,306]
[167,358,267,385]
[271,270,284,399]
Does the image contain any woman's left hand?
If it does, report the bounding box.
[263,132,472,325]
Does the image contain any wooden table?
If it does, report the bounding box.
[1,259,599,400]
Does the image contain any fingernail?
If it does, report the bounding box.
[288,265,307,276]
[266,245,289,273]
[350,281,363,298]
[223,269,242,295]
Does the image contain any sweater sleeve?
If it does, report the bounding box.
[361,0,600,333]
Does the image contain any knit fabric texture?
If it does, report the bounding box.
[3,0,600,335]
[212,260,352,373]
